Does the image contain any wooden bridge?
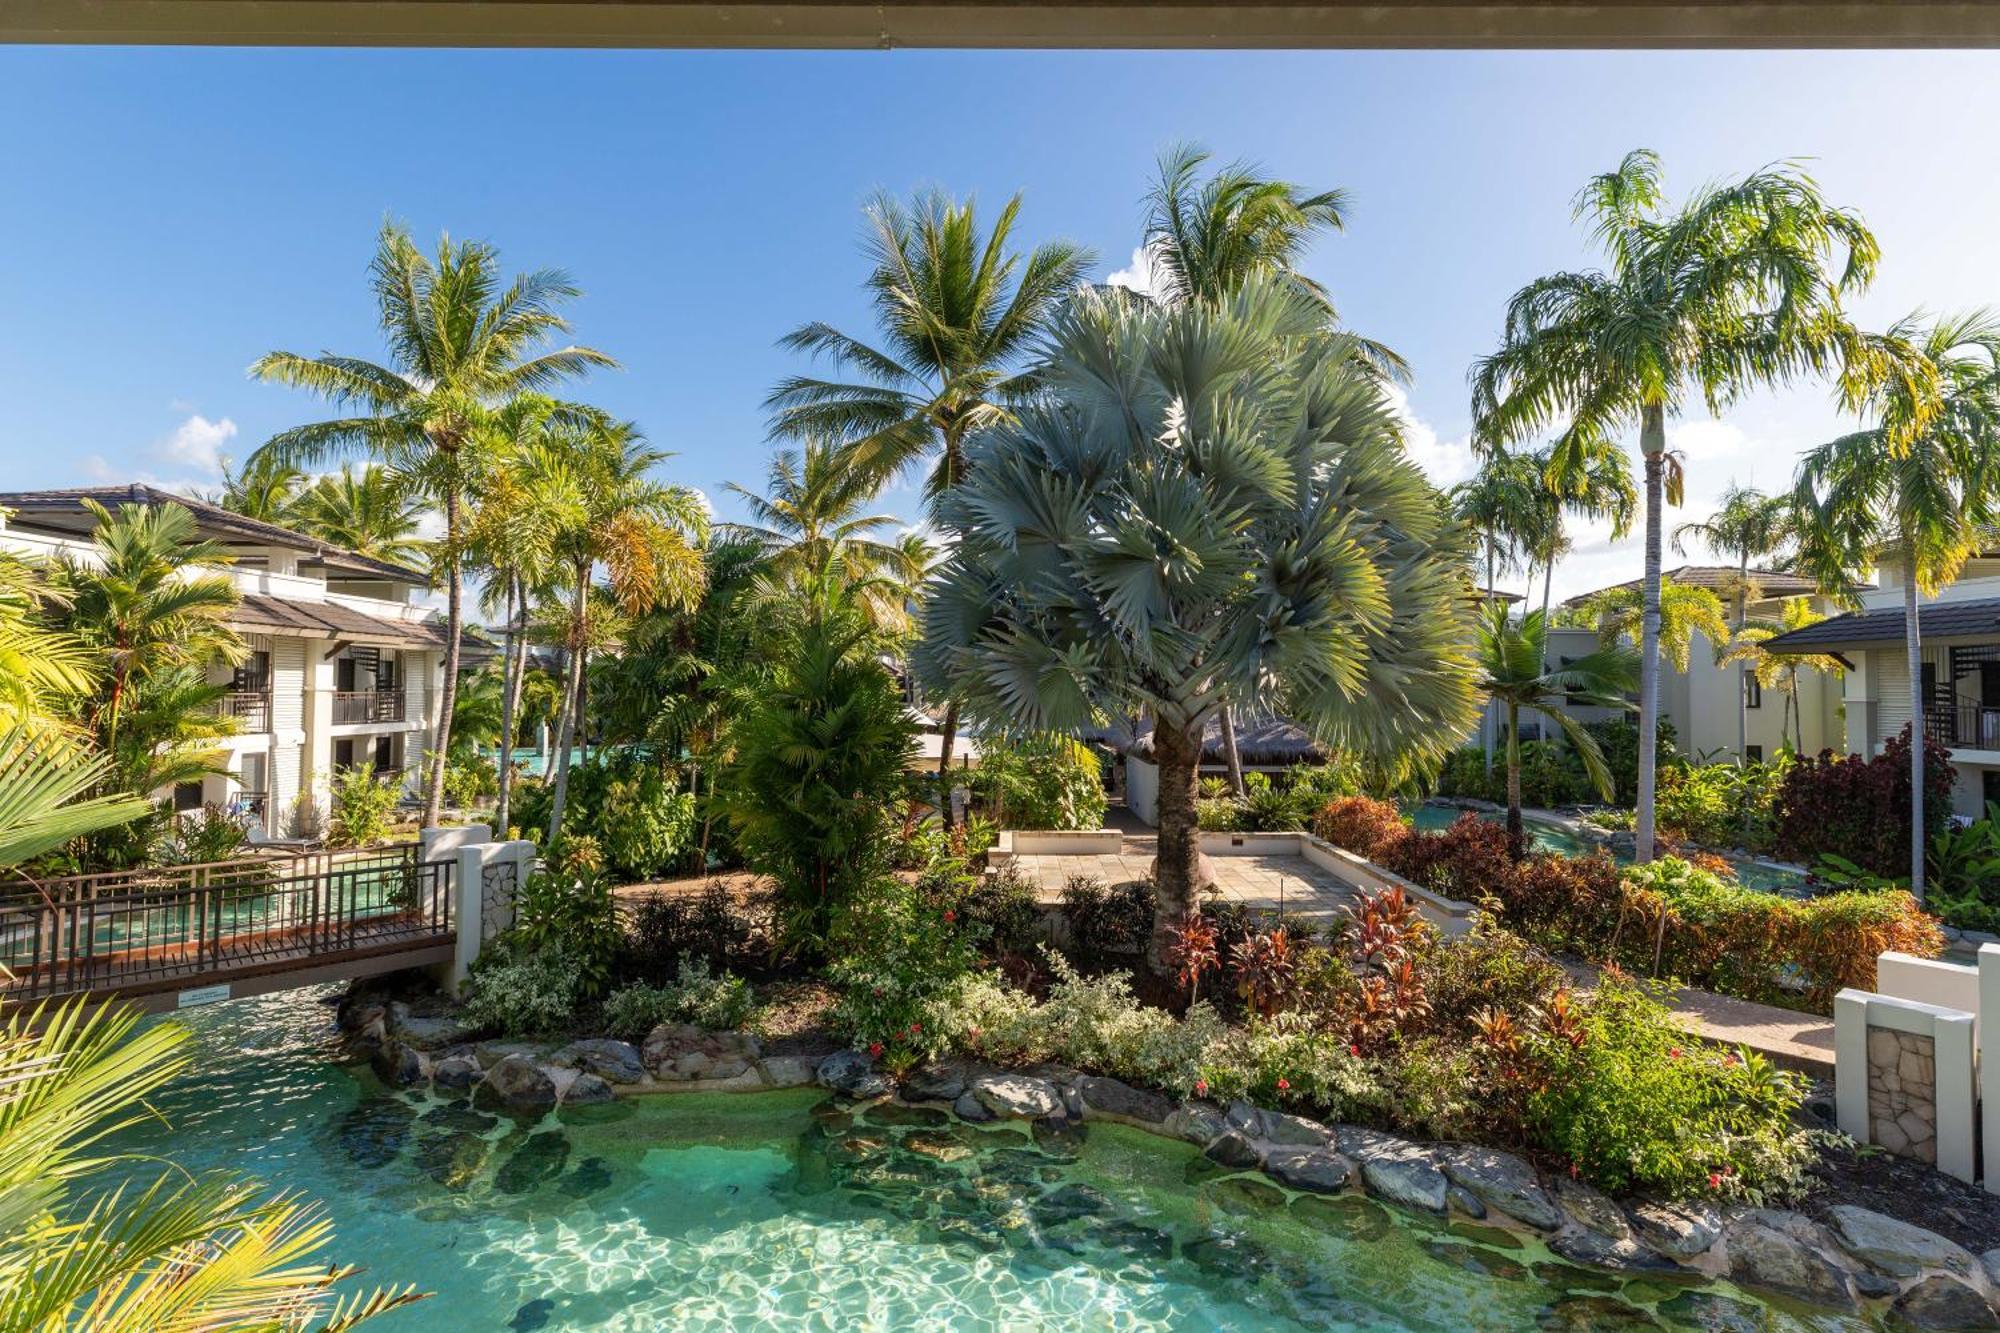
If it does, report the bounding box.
[0,843,513,1014]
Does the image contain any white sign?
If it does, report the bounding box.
[176,983,231,1009]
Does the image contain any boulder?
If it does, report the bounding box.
[1627,1200,1723,1262]
[371,1040,425,1088]
[1548,1227,1680,1274]
[1225,1100,1331,1148]
[952,1090,995,1122]
[474,1040,553,1069]
[555,1038,646,1085]
[392,1012,480,1051]
[1164,1101,1228,1147]
[1262,1147,1350,1195]
[1074,1076,1176,1128]
[817,1050,891,1099]
[475,1054,558,1114]
[1724,1214,1855,1312]
[1892,1276,2000,1330]
[1203,1130,1264,1170]
[759,1055,817,1089]
[643,1023,761,1082]
[1824,1204,1976,1279]
[564,1072,616,1104]
[1551,1176,1630,1240]
[1983,1248,2000,1288]
[431,1054,483,1092]
[1337,1127,1447,1216]
[1436,1145,1561,1231]
[903,1060,975,1103]
[970,1073,1064,1120]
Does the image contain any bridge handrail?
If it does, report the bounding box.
[0,844,425,906]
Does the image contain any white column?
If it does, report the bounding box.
[1833,988,1870,1141]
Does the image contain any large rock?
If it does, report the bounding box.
[1074,1076,1176,1128]
[1548,1227,1679,1274]
[371,1040,425,1088]
[903,1060,975,1103]
[1225,1100,1332,1148]
[1627,1200,1723,1262]
[643,1023,761,1082]
[431,1054,483,1092]
[760,1055,817,1089]
[970,1073,1064,1120]
[1824,1204,1976,1279]
[1337,1126,1447,1216]
[1551,1176,1629,1240]
[555,1038,645,1085]
[475,1054,558,1114]
[1724,1213,1855,1312]
[1263,1147,1350,1195]
[474,1040,553,1069]
[817,1050,891,1099]
[1203,1130,1264,1170]
[1436,1145,1561,1231]
[1164,1101,1228,1146]
[1892,1276,2000,1330]
[392,1012,480,1051]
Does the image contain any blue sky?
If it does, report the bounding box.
[2,47,1997,601]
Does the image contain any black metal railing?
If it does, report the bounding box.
[218,689,272,730]
[0,843,453,1004]
[333,690,406,725]
[1929,701,2000,750]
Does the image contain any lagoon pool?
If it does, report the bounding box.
[1407,804,1808,894]
[111,989,1843,1331]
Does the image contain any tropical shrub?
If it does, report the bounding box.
[512,838,624,999]
[1310,795,1408,860]
[151,803,249,865]
[973,733,1107,830]
[1059,873,1152,965]
[463,952,582,1036]
[952,861,1046,959]
[1527,974,1818,1201]
[1195,796,1245,831]
[512,753,698,883]
[827,877,987,1073]
[600,959,755,1039]
[442,750,498,811]
[328,767,399,848]
[1773,725,1954,876]
[1375,812,1515,903]
[622,883,766,979]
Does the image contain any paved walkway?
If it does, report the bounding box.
[1004,833,1372,925]
[1563,960,1834,1077]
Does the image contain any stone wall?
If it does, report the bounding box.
[1868,1026,1939,1165]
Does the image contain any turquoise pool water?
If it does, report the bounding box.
[109,989,1842,1331]
[1409,803,1809,894]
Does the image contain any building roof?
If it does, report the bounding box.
[1562,564,1822,609]
[0,484,429,585]
[1130,717,1329,767]
[1763,598,2000,653]
[230,593,497,662]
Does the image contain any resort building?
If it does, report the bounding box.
[1767,546,2000,817]
[0,485,483,836]
[1477,566,1844,764]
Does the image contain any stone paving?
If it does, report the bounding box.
[1004,833,1374,924]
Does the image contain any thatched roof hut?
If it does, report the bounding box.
[1128,717,1329,768]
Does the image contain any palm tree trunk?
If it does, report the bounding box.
[1505,700,1524,857]
[935,698,961,829]
[494,576,527,835]
[1736,554,1749,769]
[1150,718,1204,972]
[1633,406,1666,866]
[1484,535,1498,774]
[1220,707,1246,797]
[1540,560,1553,625]
[546,570,589,844]
[423,486,462,829]
[1904,534,1927,898]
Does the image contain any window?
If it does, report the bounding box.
[1746,745,1764,764]
[1744,674,1762,709]
[173,781,204,812]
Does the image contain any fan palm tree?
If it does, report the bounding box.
[1673,484,1796,765]
[296,464,425,566]
[766,190,1091,814]
[250,222,616,825]
[919,277,1480,966]
[720,438,932,634]
[1472,149,1879,863]
[1792,311,2000,895]
[532,419,708,841]
[1476,605,1638,852]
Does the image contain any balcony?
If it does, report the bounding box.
[333,690,406,725]
[1928,700,2000,752]
[217,688,271,730]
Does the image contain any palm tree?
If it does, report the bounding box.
[1673,484,1795,765]
[1792,312,2000,896]
[532,419,707,842]
[1453,451,1545,771]
[213,450,305,524]
[919,277,1480,966]
[1472,149,1879,863]
[1723,597,1844,754]
[1529,435,1638,620]
[0,549,94,736]
[1476,605,1638,851]
[250,222,616,826]
[296,464,426,566]
[766,190,1091,817]
[1580,575,1730,675]
[721,438,932,635]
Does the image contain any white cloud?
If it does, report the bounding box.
[83,454,115,481]
[1105,246,1164,300]
[156,413,238,474]
[1385,384,1479,490]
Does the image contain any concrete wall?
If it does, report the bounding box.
[1127,755,1159,825]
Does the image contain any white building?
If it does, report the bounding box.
[1767,547,2000,818]
[0,485,486,836]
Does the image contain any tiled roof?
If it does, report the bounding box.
[1564,565,1822,607]
[0,484,428,585]
[230,593,496,660]
[1763,598,2000,652]
[1130,717,1328,766]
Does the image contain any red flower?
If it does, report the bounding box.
[967,1025,981,1038]
[1348,1044,1361,1058]
[1275,1078,1291,1091]
[908,1023,922,1035]
[1722,1053,1741,1069]
[943,909,957,923]
[1193,1078,1209,1096]
[867,1042,884,1058]
[1668,1047,1683,1061]
[1708,1172,1723,1190]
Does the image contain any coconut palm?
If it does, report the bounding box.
[1673,484,1796,765]
[296,464,425,566]
[1580,576,1730,676]
[1722,597,1844,754]
[1476,605,1638,852]
[1472,149,1879,863]
[250,223,616,826]
[1792,312,2000,895]
[720,438,932,634]
[531,419,707,842]
[766,190,1091,813]
[919,277,1480,965]
[1529,435,1638,620]
[213,450,305,524]
[0,550,94,736]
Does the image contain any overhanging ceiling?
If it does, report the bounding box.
[6,1,2000,49]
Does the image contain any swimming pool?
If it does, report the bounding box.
[1407,803,1809,893]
